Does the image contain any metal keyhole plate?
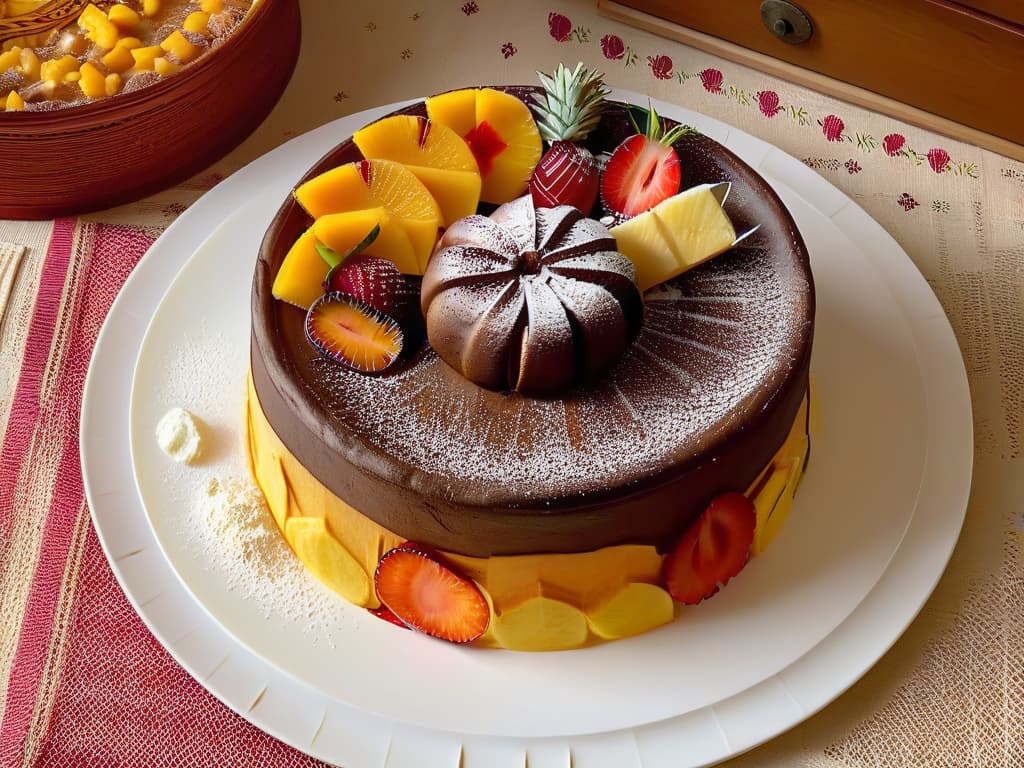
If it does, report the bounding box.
[760,0,813,44]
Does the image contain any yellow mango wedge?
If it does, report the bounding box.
[490,595,588,651]
[285,516,372,606]
[586,582,675,640]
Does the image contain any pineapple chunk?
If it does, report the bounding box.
[200,0,223,12]
[18,48,40,80]
[40,55,80,84]
[4,90,24,111]
[77,62,106,98]
[154,57,181,77]
[130,45,164,70]
[610,183,738,292]
[160,30,202,64]
[183,11,211,35]
[142,0,161,17]
[77,3,119,50]
[106,3,141,32]
[102,43,136,74]
[104,72,122,97]
[0,47,22,73]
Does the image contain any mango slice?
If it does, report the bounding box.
[272,228,329,310]
[294,159,442,274]
[424,88,477,137]
[586,582,675,640]
[611,183,738,292]
[354,115,482,225]
[285,516,373,606]
[312,207,418,275]
[426,87,542,205]
[490,596,588,651]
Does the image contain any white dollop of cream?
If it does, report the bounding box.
[156,407,203,464]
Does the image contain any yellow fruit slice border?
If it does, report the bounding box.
[246,372,811,651]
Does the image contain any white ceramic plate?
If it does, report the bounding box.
[81,91,972,767]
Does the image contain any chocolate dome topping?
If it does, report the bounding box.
[421,196,643,396]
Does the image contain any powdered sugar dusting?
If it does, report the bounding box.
[301,244,810,506]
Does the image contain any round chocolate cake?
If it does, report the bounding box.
[248,86,814,649]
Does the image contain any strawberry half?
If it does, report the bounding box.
[662,492,756,605]
[374,544,490,643]
[323,254,416,322]
[600,104,694,222]
[305,292,403,374]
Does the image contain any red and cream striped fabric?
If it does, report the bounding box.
[0,221,321,767]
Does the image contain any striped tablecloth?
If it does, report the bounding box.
[1,1,1022,765]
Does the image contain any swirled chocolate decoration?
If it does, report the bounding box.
[251,87,815,557]
[421,196,643,396]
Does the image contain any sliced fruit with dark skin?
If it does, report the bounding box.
[599,104,696,222]
[663,492,756,605]
[323,254,416,322]
[315,223,380,268]
[305,292,403,374]
[374,544,490,643]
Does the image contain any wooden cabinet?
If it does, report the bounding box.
[600,0,1024,156]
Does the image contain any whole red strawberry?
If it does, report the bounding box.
[529,63,608,213]
[600,102,695,223]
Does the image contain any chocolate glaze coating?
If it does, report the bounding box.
[251,87,815,557]
[421,196,643,396]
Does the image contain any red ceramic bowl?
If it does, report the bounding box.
[0,0,300,219]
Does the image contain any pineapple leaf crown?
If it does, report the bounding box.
[626,101,699,146]
[532,62,609,143]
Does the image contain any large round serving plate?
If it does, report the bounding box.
[81,91,972,767]
[0,0,299,219]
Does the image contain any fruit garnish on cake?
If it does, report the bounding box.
[425,86,542,204]
[600,103,695,224]
[421,194,643,396]
[528,62,608,212]
[375,543,490,643]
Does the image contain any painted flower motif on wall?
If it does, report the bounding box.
[821,114,845,142]
[647,54,673,79]
[548,11,572,41]
[699,68,723,93]
[757,90,781,117]
[883,133,906,156]
[927,148,951,173]
[898,193,919,211]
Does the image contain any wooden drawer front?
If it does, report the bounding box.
[618,0,1024,145]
